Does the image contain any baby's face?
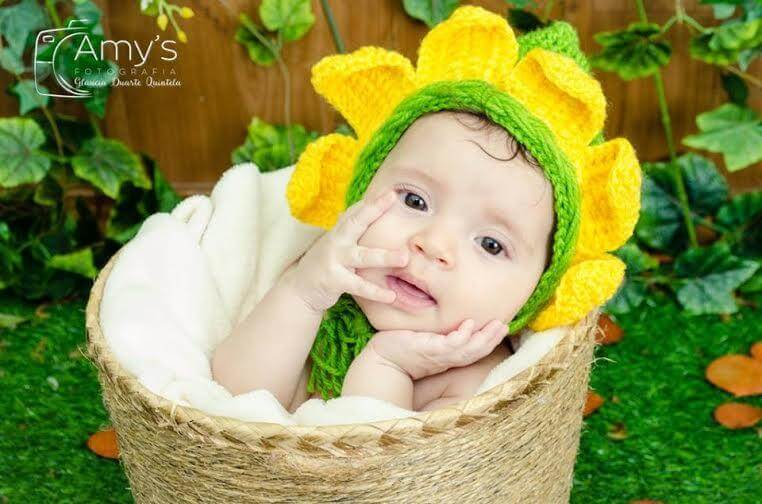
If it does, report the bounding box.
[351,111,555,335]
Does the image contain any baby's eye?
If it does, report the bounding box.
[399,190,427,211]
[478,236,504,256]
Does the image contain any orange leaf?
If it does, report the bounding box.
[87,428,120,459]
[606,422,628,440]
[751,342,762,362]
[705,354,762,397]
[713,402,762,429]
[596,314,623,345]
[583,390,605,417]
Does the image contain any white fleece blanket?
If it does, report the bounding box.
[98,162,565,426]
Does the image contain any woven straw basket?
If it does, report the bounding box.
[86,249,599,503]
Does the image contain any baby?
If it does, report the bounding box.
[211,109,555,413]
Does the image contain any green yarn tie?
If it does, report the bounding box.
[306,294,376,400]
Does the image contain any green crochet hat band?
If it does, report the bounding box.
[345,79,581,333]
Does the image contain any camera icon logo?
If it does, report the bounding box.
[34,19,95,99]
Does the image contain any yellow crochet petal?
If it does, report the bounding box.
[286,133,360,229]
[415,5,518,92]
[575,138,643,260]
[529,254,625,331]
[506,48,606,160]
[311,47,416,142]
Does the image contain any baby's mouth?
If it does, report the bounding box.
[386,275,437,305]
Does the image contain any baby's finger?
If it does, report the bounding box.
[466,320,507,352]
[445,319,474,348]
[344,245,409,269]
[339,190,396,241]
[342,270,397,304]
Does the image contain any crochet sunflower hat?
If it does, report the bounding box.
[285,6,641,397]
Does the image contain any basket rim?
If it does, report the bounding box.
[86,246,598,449]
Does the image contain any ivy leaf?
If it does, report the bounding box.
[0,221,23,291]
[259,0,315,42]
[151,157,182,212]
[334,122,355,138]
[711,3,737,19]
[605,241,658,315]
[590,22,671,80]
[716,190,762,228]
[47,248,98,279]
[716,191,762,258]
[720,72,749,105]
[106,156,180,243]
[73,0,105,35]
[739,269,762,293]
[605,278,648,315]
[0,0,47,60]
[708,18,762,52]
[71,138,150,199]
[10,80,50,115]
[683,103,762,172]
[635,154,730,251]
[635,167,684,251]
[507,8,546,33]
[674,243,759,314]
[738,46,761,70]
[84,84,113,119]
[231,117,318,172]
[690,16,762,65]
[679,153,729,216]
[33,5,116,107]
[0,47,25,75]
[614,241,659,274]
[236,13,276,66]
[0,117,51,188]
[402,0,460,28]
[690,32,742,65]
[33,174,63,225]
[106,180,152,244]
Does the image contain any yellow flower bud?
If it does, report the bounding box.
[156,14,168,31]
[177,30,188,43]
[180,7,194,19]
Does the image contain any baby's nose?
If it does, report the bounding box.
[411,235,453,267]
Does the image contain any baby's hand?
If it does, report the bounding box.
[287,189,409,312]
[369,319,508,380]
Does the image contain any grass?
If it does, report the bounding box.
[0,291,760,503]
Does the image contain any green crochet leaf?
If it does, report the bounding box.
[517,20,592,73]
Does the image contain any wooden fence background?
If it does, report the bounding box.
[1,0,760,195]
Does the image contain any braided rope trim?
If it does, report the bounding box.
[86,247,598,458]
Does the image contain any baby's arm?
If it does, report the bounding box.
[342,343,415,410]
[211,265,323,407]
[342,319,507,411]
[213,190,406,408]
